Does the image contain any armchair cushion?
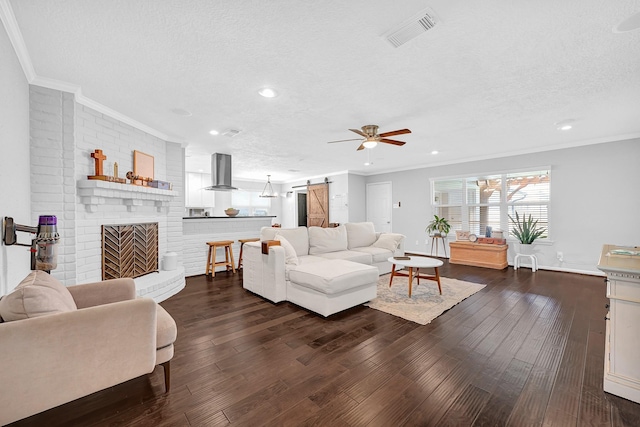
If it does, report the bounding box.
[0,271,77,322]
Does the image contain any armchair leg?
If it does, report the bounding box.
[161,361,171,393]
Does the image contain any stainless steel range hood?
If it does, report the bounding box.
[204,153,237,191]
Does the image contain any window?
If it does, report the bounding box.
[432,169,550,239]
[231,190,272,216]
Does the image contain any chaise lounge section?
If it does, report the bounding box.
[242,222,404,316]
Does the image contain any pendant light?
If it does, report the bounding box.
[259,174,277,198]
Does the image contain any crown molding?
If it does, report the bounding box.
[0,0,35,81]
[1,0,183,144]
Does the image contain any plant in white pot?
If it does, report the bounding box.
[426,215,451,237]
[508,212,546,253]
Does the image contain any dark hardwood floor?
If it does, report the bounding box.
[10,262,640,426]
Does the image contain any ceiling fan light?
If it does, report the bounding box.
[258,88,277,98]
[362,140,378,149]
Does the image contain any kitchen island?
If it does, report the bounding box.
[182,216,275,276]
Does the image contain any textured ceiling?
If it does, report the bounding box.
[8,0,640,182]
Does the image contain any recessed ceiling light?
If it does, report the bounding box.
[198,169,203,172]
[258,88,277,98]
[431,150,439,155]
[364,161,373,166]
[209,130,219,136]
[171,108,192,117]
[555,119,575,131]
[614,11,640,33]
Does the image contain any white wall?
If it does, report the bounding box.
[347,173,366,223]
[0,21,31,294]
[367,139,640,274]
[212,178,282,223]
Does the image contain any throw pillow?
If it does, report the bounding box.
[345,222,377,249]
[0,271,77,322]
[372,233,405,252]
[274,227,309,256]
[275,235,299,265]
[308,225,348,255]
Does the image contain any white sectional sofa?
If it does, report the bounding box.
[242,222,404,316]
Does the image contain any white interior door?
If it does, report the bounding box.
[366,182,392,233]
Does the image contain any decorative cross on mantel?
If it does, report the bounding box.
[91,149,107,176]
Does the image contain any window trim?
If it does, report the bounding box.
[431,166,552,242]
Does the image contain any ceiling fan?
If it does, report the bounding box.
[327,125,411,150]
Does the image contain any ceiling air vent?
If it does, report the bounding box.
[383,8,438,48]
[222,129,241,137]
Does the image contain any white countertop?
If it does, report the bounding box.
[598,244,640,275]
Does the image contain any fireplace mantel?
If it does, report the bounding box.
[78,180,177,212]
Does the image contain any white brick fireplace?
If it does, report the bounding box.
[29,85,185,301]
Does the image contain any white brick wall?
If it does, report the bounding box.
[30,86,77,284]
[29,85,184,291]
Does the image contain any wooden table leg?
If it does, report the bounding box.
[389,264,396,288]
[408,267,414,297]
[434,266,442,294]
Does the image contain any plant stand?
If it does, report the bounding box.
[429,235,447,257]
[514,253,538,272]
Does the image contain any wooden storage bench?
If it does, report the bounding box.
[449,241,508,269]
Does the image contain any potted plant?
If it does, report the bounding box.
[426,215,451,237]
[508,211,546,247]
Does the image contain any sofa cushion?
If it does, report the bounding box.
[260,227,279,241]
[351,246,395,263]
[275,227,309,257]
[314,250,372,264]
[345,222,377,249]
[308,225,348,255]
[0,271,77,322]
[289,260,378,295]
[275,235,299,265]
[372,233,404,252]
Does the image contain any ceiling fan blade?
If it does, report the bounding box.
[379,128,411,137]
[379,138,406,146]
[327,138,363,144]
[356,143,365,151]
[349,128,368,138]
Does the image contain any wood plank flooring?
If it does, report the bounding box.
[10,262,640,426]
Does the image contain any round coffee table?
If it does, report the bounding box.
[387,256,444,297]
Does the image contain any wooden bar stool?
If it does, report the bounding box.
[205,240,236,277]
[237,238,260,269]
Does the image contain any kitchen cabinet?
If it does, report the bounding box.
[185,172,214,208]
[598,244,640,404]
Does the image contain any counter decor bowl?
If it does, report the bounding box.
[225,208,239,217]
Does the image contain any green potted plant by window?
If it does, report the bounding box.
[426,215,451,237]
[508,211,546,252]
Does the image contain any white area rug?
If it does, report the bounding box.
[364,274,486,325]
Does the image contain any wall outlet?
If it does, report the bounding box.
[557,251,564,262]
[416,240,419,246]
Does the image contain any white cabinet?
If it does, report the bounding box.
[185,172,214,208]
[598,244,640,404]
